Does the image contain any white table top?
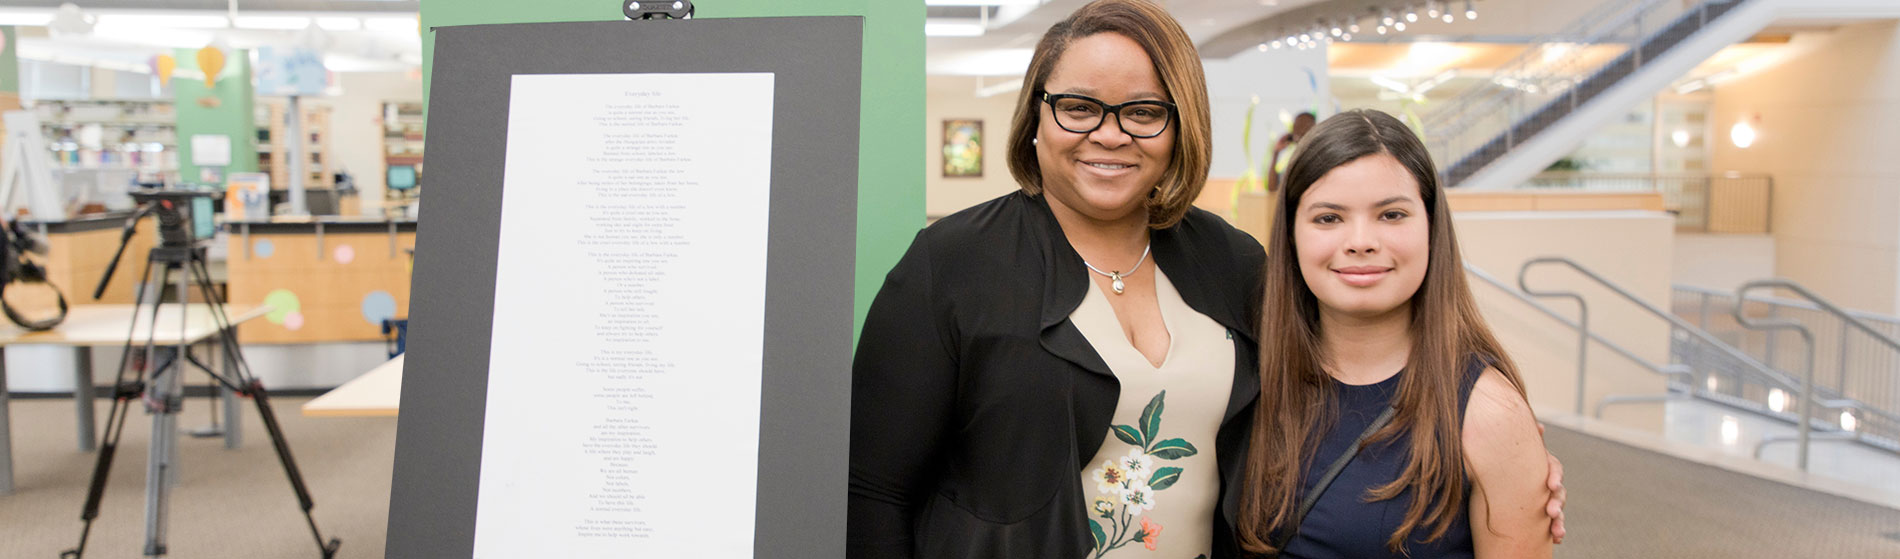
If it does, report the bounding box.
[0,304,269,346]
[301,354,403,417]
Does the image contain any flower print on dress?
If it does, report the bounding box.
[1138,517,1163,551]
[1120,448,1154,479]
[1086,390,1203,558]
[1120,478,1156,513]
[1092,460,1131,494]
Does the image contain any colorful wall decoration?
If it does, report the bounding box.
[942,118,982,178]
[227,227,415,343]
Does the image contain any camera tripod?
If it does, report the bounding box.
[61,193,340,558]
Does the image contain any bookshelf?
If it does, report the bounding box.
[256,99,333,190]
[28,98,179,174]
[380,101,423,203]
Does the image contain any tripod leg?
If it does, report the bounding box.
[188,257,241,448]
[65,243,162,559]
[142,351,180,558]
[219,361,240,450]
[0,347,12,496]
[74,348,96,452]
[184,342,230,442]
[169,261,189,482]
[61,381,142,559]
[246,383,341,558]
[140,264,178,558]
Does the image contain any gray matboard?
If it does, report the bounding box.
[386,17,862,558]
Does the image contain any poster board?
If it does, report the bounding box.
[387,17,861,558]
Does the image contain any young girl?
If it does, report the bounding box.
[1235,110,1555,558]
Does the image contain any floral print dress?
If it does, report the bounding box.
[1072,268,1234,559]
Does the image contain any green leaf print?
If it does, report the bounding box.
[1091,389,1208,558]
[1138,391,1165,448]
[1148,466,1183,491]
[1147,438,1199,460]
[1113,424,1145,447]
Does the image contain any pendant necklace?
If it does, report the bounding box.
[1082,243,1152,295]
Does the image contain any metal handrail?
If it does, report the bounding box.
[1465,263,1693,418]
[1731,279,1900,470]
[1468,264,1692,380]
[1675,284,1900,327]
[1675,283,1900,428]
[1515,255,1802,395]
[1730,289,1817,471]
[1735,280,1900,354]
[1422,0,1744,185]
[1475,262,1900,462]
[1518,257,1793,384]
[1424,0,1666,134]
[1516,265,1591,415]
[1425,0,1664,137]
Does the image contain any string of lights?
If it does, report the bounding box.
[1258,0,1479,52]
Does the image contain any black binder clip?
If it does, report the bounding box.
[625,0,694,20]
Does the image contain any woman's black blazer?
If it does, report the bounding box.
[848,192,1266,559]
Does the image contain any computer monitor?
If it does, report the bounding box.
[388,165,418,191]
[306,188,339,215]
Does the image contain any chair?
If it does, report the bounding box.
[381,318,409,358]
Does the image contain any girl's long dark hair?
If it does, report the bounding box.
[1235,109,1528,554]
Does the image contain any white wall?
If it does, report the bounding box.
[1203,44,1330,180]
[1711,21,1900,315]
[921,44,1329,218]
[1673,233,1776,293]
[924,75,1021,219]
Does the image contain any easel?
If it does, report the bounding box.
[387,4,863,557]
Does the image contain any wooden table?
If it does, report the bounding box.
[301,354,403,417]
[0,304,267,495]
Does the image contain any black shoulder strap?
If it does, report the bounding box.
[1271,405,1398,553]
[1,261,67,331]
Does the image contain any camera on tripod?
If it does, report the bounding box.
[61,185,341,559]
[92,187,221,302]
[122,187,220,249]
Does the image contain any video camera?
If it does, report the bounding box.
[127,187,222,247]
[92,188,223,301]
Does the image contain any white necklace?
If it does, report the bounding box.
[1082,243,1151,295]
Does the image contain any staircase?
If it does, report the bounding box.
[1422,0,1900,190]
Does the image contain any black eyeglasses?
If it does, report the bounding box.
[1041,92,1177,139]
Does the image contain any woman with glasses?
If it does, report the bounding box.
[848,2,1560,558]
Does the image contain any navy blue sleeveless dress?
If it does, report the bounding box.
[1279,360,1486,559]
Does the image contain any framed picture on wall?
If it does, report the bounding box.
[942,118,983,178]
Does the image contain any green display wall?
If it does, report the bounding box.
[0,27,18,93]
[172,47,258,187]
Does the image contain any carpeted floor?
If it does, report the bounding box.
[0,395,393,558]
[0,395,1897,558]
[1540,425,1900,557]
